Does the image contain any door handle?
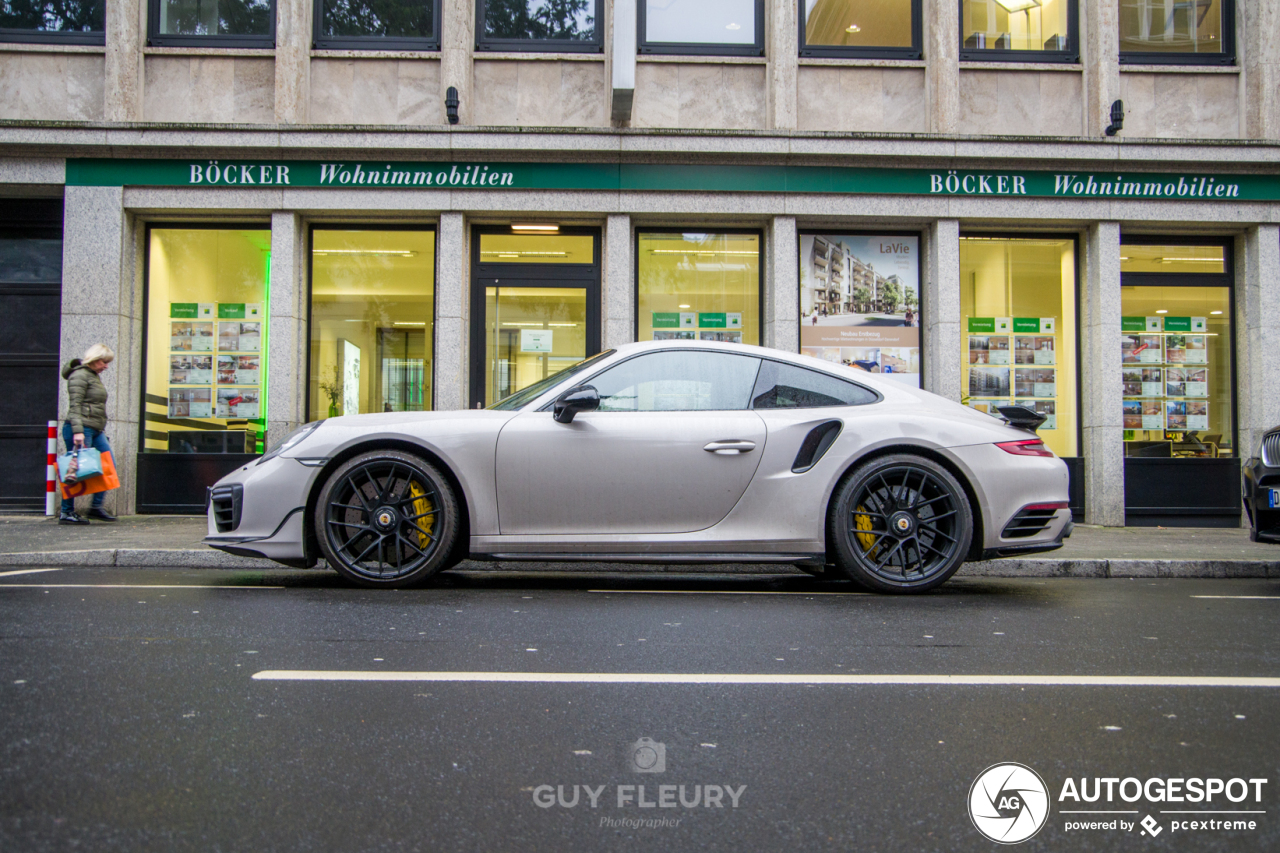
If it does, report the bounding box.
[704,440,756,454]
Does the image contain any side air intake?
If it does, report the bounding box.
[791,421,843,473]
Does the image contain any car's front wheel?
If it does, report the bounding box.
[315,450,459,588]
[828,454,973,593]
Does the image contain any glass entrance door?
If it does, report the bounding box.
[470,227,601,407]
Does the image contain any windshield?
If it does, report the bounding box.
[487,350,615,411]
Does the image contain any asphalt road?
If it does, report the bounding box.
[2,567,1278,852]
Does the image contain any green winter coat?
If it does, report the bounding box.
[63,359,108,433]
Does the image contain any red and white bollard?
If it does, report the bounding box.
[45,420,57,517]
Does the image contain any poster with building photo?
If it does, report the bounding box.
[1141,399,1163,429]
[1165,334,1188,364]
[1123,401,1143,430]
[700,331,742,343]
[170,322,214,352]
[652,330,696,341]
[799,234,920,387]
[1016,399,1056,430]
[216,387,259,419]
[1166,400,1188,431]
[1186,400,1209,431]
[969,336,1009,365]
[169,354,212,385]
[969,366,1009,398]
[1185,335,1208,363]
[1121,334,1163,364]
[218,321,260,352]
[967,399,1010,417]
[1015,367,1056,398]
[168,388,212,419]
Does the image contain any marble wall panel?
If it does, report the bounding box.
[309,58,443,126]
[0,53,105,121]
[1120,72,1240,139]
[144,57,276,123]
[632,63,766,130]
[958,70,1082,136]
[797,67,926,133]
[472,60,607,127]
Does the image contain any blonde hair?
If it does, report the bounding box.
[83,343,115,365]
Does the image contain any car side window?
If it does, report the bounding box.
[751,360,878,409]
[588,351,762,412]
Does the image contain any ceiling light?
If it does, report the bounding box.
[845,24,861,33]
[1210,310,1223,315]
[313,249,415,256]
[1156,309,1168,314]
[481,251,569,257]
[678,304,691,308]
[511,223,559,232]
[393,321,426,326]
[994,0,1042,11]
[725,23,740,30]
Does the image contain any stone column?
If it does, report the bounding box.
[441,0,474,125]
[764,216,798,352]
[766,0,797,130]
[1080,222,1124,526]
[924,0,958,134]
[275,0,311,123]
[103,0,144,121]
[435,213,470,410]
[602,214,634,349]
[1236,225,1280,463]
[1084,0,1120,137]
[267,212,307,440]
[59,187,142,515]
[1243,0,1280,140]
[922,219,960,400]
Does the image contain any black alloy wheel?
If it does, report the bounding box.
[829,454,973,593]
[315,450,459,588]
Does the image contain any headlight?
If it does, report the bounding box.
[257,421,322,465]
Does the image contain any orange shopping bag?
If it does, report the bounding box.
[61,450,120,500]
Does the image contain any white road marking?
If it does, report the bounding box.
[587,589,868,596]
[250,671,1280,687]
[0,584,284,589]
[1161,811,1266,814]
[0,568,61,578]
[1191,595,1280,600]
[1060,811,1138,814]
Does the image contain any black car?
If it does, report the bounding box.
[1243,426,1280,542]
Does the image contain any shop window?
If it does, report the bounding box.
[0,0,104,44]
[314,0,439,49]
[640,0,764,56]
[309,229,436,420]
[1120,0,1233,65]
[636,231,761,346]
[960,0,1078,62]
[1120,243,1233,459]
[800,233,922,388]
[799,0,920,59]
[144,228,272,455]
[959,236,1078,458]
[477,0,602,53]
[148,0,274,47]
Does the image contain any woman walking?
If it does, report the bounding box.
[60,344,118,525]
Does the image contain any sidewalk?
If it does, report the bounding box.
[1,514,1277,577]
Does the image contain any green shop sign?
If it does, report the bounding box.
[169,303,198,319]
[1121,316,1146,333]
[651,312,680,328]
[698,313,727,328]
[1163,316,1192,332]
[967,318,996,334]
[63,159,1280,201]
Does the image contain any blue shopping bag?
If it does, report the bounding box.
[58,447,103,484]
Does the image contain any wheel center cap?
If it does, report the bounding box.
[374,506,398,530]
[890,511,916,537]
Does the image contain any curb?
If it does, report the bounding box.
[0,549,1275,577]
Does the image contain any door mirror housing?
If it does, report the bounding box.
[552,385,600,423]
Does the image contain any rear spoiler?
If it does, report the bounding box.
[997,405,1047,433]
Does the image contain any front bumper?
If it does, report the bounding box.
[202,454,321,566]
[1243,458,1280,543]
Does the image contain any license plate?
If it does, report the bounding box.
[1270,489,1280,509]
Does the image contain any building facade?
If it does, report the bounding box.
[1,0,1279,527]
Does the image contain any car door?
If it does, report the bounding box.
[495,350,766,535]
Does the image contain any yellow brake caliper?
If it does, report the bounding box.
[408,481,435,551]
[853,504,877,553]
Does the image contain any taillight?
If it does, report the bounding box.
[996,439,1055,458]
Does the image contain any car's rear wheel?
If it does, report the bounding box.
[828,454,973,594]
[315,450,459,588]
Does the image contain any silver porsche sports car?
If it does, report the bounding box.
[205,341,1071,593]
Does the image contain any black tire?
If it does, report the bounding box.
[315,450,460,588]
[828,453,973,594]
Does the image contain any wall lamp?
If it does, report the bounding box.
[1105,99,1124,136]
[446,86,459,125]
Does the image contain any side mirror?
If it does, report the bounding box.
[552,385,600,424]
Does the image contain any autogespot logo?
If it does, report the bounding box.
[969,763,1051,844]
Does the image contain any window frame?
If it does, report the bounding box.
[638,0,765,58]
[147,0,277,48]
[797,0,922,60]
[0,1,105,45]
[475,0,603,54]
[958,0,1079,64]
[1118,0,1235,66]
[312,0,441,50]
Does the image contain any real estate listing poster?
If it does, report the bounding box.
[799,234,920,387]
[1014,367,1056,398]
[1186,400,1210,431]
[1166,400,1188,431]
[1121,334,1163,364]
[652,330,696,341]
[1185,335,1208,364]
[1015,399,1056,430]
[168,387,212,419]
[1165,334,1188,364]
[218,321,261,352]
[170,321,214,352]
[169,354,212,386]
[216,388,259,419]
[1123,400,1143,429]
[969,366,1009,398]
[1141,399,1163,430]
[967,399,1010,417]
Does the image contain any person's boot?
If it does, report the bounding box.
[87,507,117,522]
[59,512,90,525]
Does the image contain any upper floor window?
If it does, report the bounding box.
[477,0,602,53]
[1120,0,1234,65]
[0,0,104,44]
[960,0,1078,63]
[639,0,764,57]
[315,0,439,49]
[799,0,921,59]
[149,0,274,46]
